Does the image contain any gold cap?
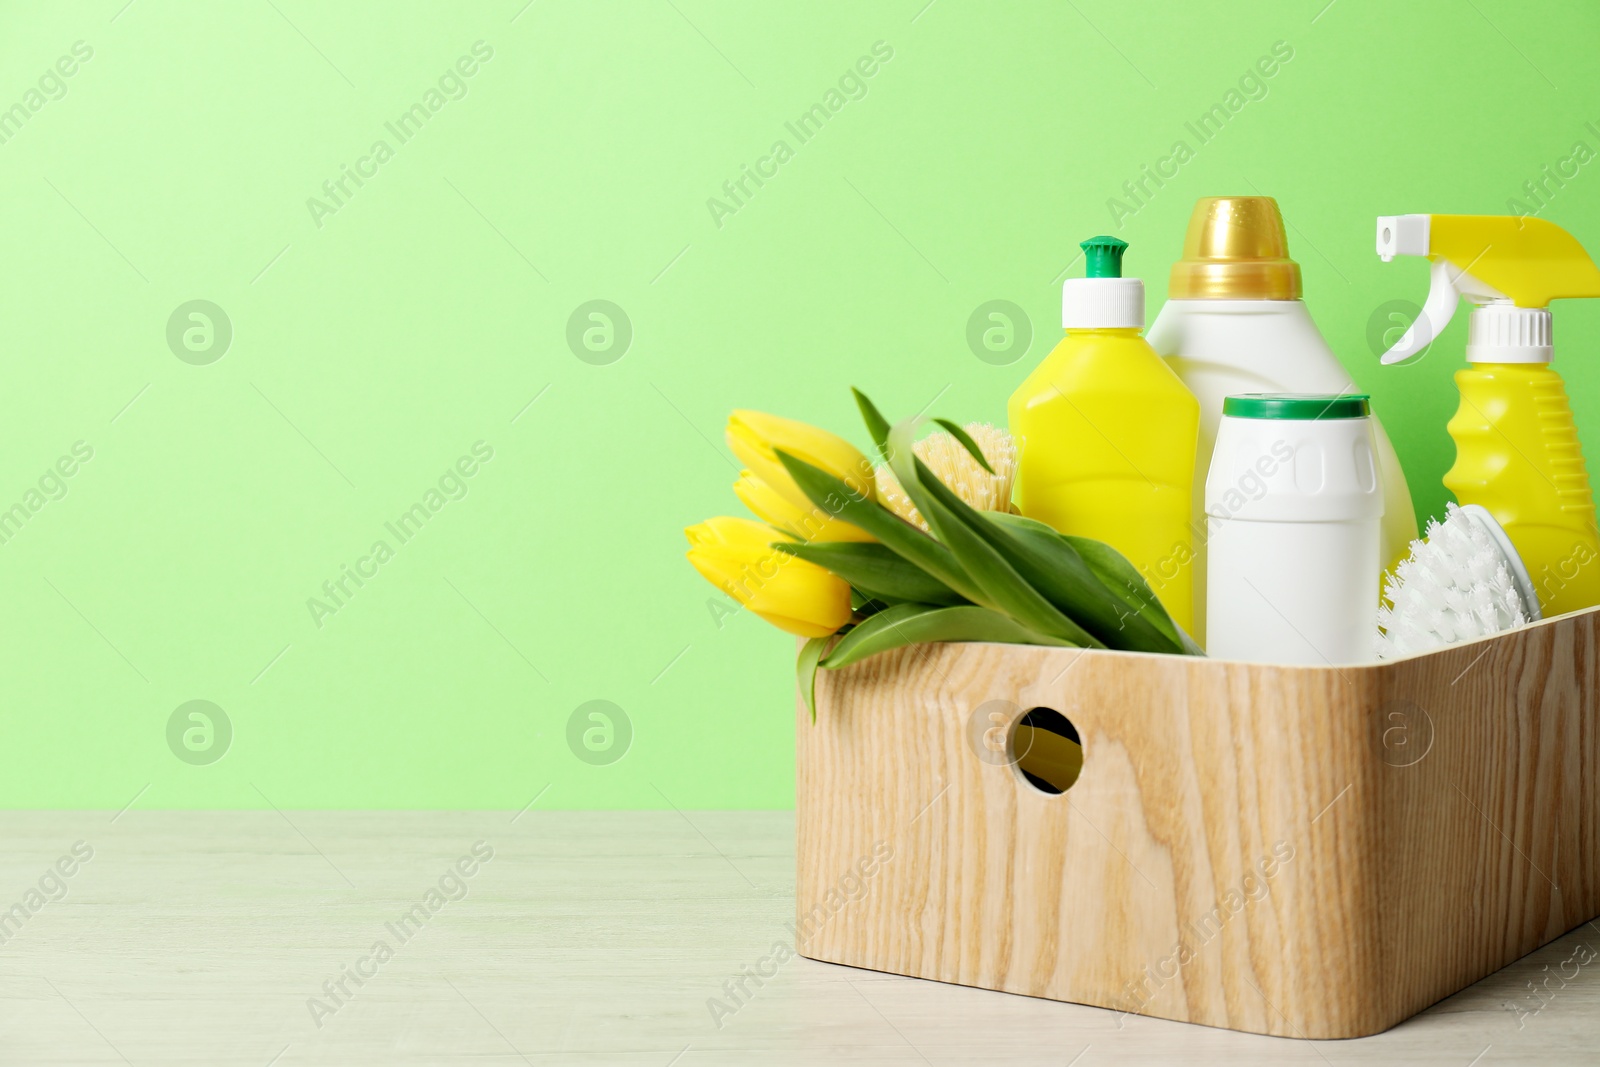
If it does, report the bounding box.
[1169,196,1302,300]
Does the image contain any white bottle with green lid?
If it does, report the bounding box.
[1205,393,1383,665]
[1148,196,1418,646]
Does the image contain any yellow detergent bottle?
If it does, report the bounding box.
[1375,214,1600,617]
[1009,236,1199,631]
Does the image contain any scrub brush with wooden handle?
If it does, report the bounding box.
[1375,503,1540,659]
[873,422,1016,532]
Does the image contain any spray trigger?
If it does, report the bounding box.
[1382,260,1462,365]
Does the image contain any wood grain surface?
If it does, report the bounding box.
[795,606,1600,1038]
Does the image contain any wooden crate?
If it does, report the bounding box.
[794,605,1600,1038]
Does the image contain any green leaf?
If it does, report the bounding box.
[885,421,1104,648]
[1061,534,1200,654]
[797,635,830,722]
[820,603,1078,671]
[931,418,994,474]
[982,511,1190,654]
[774,540,968,606]
[774,450,991,607]
[852,388,893,463]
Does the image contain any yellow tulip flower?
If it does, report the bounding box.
[733,469,874,543]
[725,410,876,516]
[686,516,853,638]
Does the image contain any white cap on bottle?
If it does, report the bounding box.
[1466,304,1552,363]
[1062,277,1144,329]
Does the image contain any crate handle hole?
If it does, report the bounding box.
[1011,707,1083,795]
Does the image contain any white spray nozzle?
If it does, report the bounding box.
[1374,215,1510,364]
[1376,214,1430,262]
[1377,212,1600,365]
[1377,215,1453,362]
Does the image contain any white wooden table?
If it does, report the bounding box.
[1,811,1594,1065]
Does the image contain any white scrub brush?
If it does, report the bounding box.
[1375,503,1540,659]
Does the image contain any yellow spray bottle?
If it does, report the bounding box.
[1376,214,1600,616]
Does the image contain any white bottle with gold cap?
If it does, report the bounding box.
[1147,196,1417,646]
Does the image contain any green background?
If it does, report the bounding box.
[2,0,1597,808]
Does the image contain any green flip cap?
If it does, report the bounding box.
[1081,235,1128,278]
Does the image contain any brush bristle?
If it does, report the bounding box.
[1375,503,1529,659]
[874,423,1017,532]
